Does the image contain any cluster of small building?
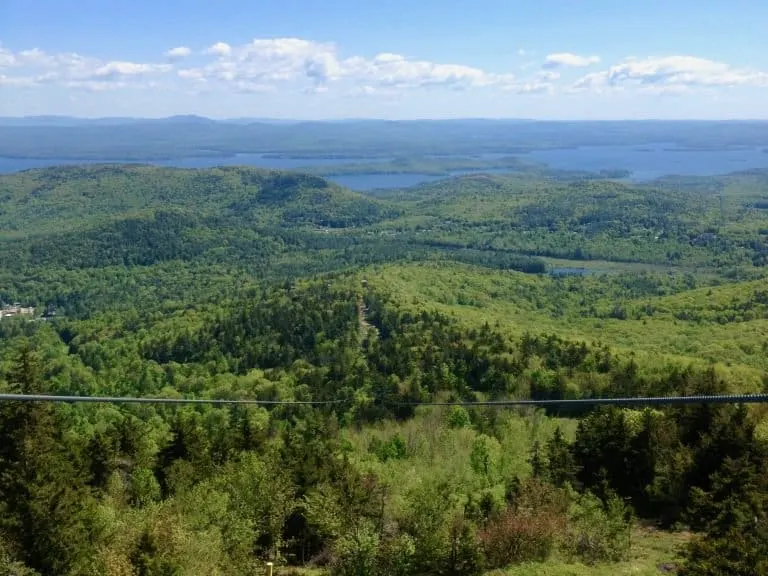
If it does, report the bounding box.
[0,304,36,319]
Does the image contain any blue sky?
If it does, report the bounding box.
[2,0,767,119]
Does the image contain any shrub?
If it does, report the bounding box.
[376,528,415,576]
[480,480,567,568]
[368,433,408,462]
[330,521,379,576]
[129,467,161,508]
[447,406,471,429]
[330,521,416,576]
[444,515,484,576]
[680,522,768,576]
[562,492,632,565]
[470,434,501,482]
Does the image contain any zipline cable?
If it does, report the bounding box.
[389,393,768,407]
[2,393,768,407]
[0,393,345,405]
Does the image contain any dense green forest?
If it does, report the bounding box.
[1,164,767,575]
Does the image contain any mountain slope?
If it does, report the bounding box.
[0,165,394,237]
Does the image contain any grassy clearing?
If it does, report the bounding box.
[277,523,689,576]
[490,527,689,576]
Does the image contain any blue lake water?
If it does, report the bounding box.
[0,153,392,172]
[1,144,767,191]
[526,144,768,181]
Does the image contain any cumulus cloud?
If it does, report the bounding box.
[2,38,767,103]
[544,52,600,68]
[206,42,232,57]
[363,54,508,89]
[573,55,768,91]
[66,80,129,92]
[0,74,36,87]
[177,68,206,81]
[91,61,171,78]
[165,46,191,59]
[0,45,174,89]
[0,45,16,67]
[175,38,517,92]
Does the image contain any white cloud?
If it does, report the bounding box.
[0,74,35,87]
[0,46,16,67]
[363,53,498,88]
[177,68,206,81]
[0,46,173,89]
[206,42,232,57]
[573,55,768,91]
[66,80,129,92]
[176,38,517,91]
[91,61,171,78]
[165,46,191,59]
[544,52,600,68]
[2,38,767,110]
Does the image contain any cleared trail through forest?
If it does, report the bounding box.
[358,284,379,342]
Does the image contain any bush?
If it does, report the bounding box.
[376,528,415,576]
[680,523,768,576]
[129,467,161,508]
[447,406,471,429]
[562,492,632,565]
[377,434,407,462]
[330,521,416,576]
[330,521,379,576]
[444,515,484,576]
[480,480,567,568]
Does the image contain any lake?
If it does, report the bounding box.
[526,144,768,181]
[1,145,767,191]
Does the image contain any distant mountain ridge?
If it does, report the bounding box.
[2,118,768,162]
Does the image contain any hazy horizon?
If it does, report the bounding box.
[3,115,768,123]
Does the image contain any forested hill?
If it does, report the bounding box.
[0,165,400,275]
[0,165,392,236]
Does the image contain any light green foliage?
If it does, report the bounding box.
[329,520,380,576]
[366,262,768,377]
[447,405,471,429]
[471,435,502,482]
[563,492,633,564]
[129,468,162,508]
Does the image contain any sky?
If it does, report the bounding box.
[1,0,768,119]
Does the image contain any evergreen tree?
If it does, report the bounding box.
[545,426,579,488]
[0,343,97,574]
